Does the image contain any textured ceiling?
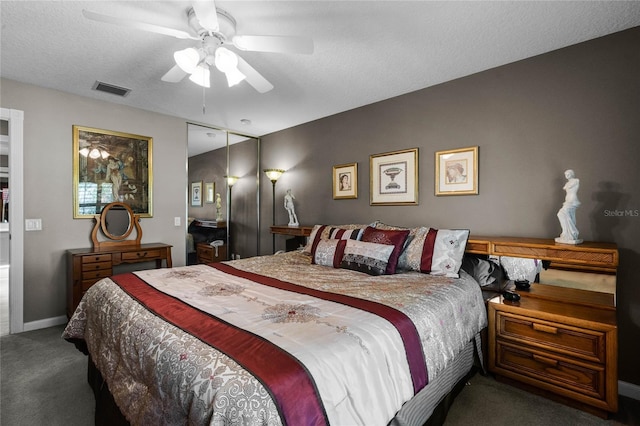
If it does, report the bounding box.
[2,1,640,156]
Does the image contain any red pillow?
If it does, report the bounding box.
[361,226,410,274]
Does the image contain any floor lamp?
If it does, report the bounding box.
[264,168,284,253]
[225,175,238,259]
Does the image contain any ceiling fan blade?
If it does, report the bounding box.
[192,1,219,32]
[236,56,274,93]
[82,9,199,40]
[161,65,188,83]
[233,35,314,54]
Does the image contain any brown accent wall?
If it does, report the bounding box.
[260,27,640,385]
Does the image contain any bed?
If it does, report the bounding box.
[63,224,488,426]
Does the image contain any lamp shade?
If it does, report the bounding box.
[189,64,211,88]
[264,169,285,182]
[174,47,200,74]
[225,175,239,187]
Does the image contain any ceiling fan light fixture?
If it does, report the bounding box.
[214,47,238,72]
[224,68,246,87]
[189,64,211,88]
[174,47,200,74]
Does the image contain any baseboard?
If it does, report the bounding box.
[619,380,640,401]
[23,315,67,332]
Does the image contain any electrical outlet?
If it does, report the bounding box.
[174,217,181,226]
[235,254,241,260]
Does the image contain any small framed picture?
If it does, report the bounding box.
[435,146,478,196]
[333,163,358,199]
[205,182,215,204]
[191,181,203,206]
[370,148,418,205]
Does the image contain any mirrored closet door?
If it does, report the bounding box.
[186,123,260,264]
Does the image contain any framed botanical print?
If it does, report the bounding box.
[73,125,152,218]
[333,162,358,199]
[191,181,203,206]
[435,146,478,196]
[370,148,418,205]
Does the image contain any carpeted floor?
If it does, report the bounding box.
[1,325,638,425]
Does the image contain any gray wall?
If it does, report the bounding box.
[0,79,188,322]
[260,27,640,385]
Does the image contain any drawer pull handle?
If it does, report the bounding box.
[137,252,148,258]
[533,354,559,367]
[532,323,558,334]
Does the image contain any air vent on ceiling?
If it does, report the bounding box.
[92,81,131,97]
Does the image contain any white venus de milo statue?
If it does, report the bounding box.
[555,169,583,245]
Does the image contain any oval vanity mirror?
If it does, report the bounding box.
[91,202,142,249]
[102,203,133,240]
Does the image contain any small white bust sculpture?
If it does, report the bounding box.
[555,169,583,245]
[215,193,223,222]
[284,189,299,227]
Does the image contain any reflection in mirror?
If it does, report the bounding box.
[186,124,260,264]
[104,205,131,238]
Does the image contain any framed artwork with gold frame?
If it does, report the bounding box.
[73,125,152,218]
[435,146,478,196]
[370,148,418,205]
[333,163,358,199]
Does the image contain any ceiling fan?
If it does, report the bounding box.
[82,1,313,93]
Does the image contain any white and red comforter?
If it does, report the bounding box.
[63,251,486,425]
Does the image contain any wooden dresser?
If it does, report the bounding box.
[469,236,618,418]
[67,243,172,317]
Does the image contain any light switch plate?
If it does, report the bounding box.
[25,218,42,231]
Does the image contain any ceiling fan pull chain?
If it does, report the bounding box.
[202,85,206,115]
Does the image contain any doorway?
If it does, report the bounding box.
[1,108,25,336]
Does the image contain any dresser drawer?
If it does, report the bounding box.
[81,260,112,272]
[81,254,112,264]
[121,249,162,262]
[81,268,112,281]
[496,311,605,363]
[81,277,106,292]
[496,341,605,400]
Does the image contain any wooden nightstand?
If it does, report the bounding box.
[270,225,313,251]
[196,242,227,264]
[488,284,617,418]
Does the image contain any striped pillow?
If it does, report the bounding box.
[312,239,347,268]
[340,240,394,276]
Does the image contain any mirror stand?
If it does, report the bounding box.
[91,202,142,249]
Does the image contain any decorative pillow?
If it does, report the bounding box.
[360,226,410,274]
[340,240,394,276]
[303,224,367,254]
[312,239,347,268]
[420,229,470,278]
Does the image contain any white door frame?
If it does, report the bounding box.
[1,108,24,334]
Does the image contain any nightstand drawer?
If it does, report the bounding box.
[496,341,605,400]
[197,243,227,263]
[121,249,162,261]
[496,312,605,363]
